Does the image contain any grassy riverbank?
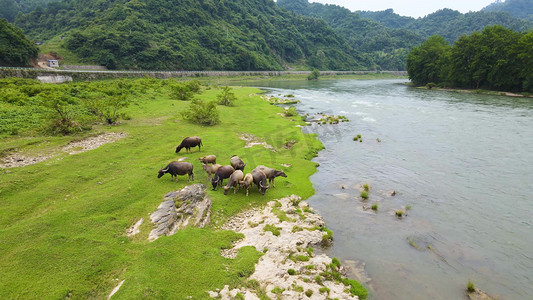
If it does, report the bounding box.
[0,79,326,298]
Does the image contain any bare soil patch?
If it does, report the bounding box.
[63,132,127,155]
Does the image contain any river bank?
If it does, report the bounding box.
[0,77,372,298]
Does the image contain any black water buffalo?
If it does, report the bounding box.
[252,168,270,195]
[176,136,202,153]
[158,161,194,182]
[211,165,235,190]
[230,155,246,171]
[256,165,287,188]
[224,170,244,195]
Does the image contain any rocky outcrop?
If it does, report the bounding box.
[211,195,362,300]
[149,184,211,241]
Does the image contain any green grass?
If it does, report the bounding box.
[0,81,324,298]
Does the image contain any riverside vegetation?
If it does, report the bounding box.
[0,77,364,298]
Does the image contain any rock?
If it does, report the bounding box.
[126,218,143,237]
[211,195,359,299]
[389,190,396,196]
[149,184,211,241]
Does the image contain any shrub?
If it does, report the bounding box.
[284,106,297,117]
[395,210,404,218]
[308,68,320,80]
[466,280,476,293]
[181,99,220,126]
[217,86,237,106]
[186,79,201,93]
[371,204,378,211]
[171,84,194,100]
[363,184,370,191]
[85,95,130,125]
[321,227,333,243]
[360,191,369,200]
[305,289,313,297]
[39,90,88,135]
[288,269,296,275]
[319,287,330,294]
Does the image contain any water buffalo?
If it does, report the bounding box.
[239,173,253,196]
[176,136,202,153]
[211,165,235,190]
[256,165,287,188]
[224,170,244,195]
[230,155,246,171]
[158,161,194,182]
[202,163,222,180]
[252,168,270,195]
[199,155,216,164]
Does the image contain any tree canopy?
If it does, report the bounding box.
[406,25,533,93]
[14,0,370,71]
[0,18,38,67]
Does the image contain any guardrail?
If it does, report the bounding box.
[0,66,406,75]
[0,67,407,81]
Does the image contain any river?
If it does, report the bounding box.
[240,79,533,299]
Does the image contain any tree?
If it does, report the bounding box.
[406,35,451,85]
[307,68,320,80]
[216,86,236,106]
[181,99,220,126]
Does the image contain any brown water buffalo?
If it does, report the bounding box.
[252,168,270,195]
[202,163,222,180]
[158,161,194,182]
[239,173,253,196]
[230,155,246,171]
[199,155,216,164]
[176,136,202,153]
[224,170,244,195]
[256,165,287,188]
[211,165,235,190]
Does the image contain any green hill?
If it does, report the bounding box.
[0,18,38,67]
[483,0,533,21]
[13,0,370,70]
[358,8,532,43]
[277,0,424,70]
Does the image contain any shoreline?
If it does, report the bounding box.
[210,195,367,299]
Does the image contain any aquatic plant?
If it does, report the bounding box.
[467,280,476,293]
[360,191,369,200]
[371,204,378,211]
[395,210,404,218]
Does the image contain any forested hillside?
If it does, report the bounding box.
[359,8,532,43]
[0,0,56,22]
[277,0,424,70]
[0,18,38,67]
[483,0,533,21]
[278,0,531,70]
[13,0,370,70]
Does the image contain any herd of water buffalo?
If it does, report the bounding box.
[157,136,287,196]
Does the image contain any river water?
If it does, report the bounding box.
[241,79,533,299]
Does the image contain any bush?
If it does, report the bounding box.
[217,86,237,106]
[85,95,130,125]
[171,83,194,100]
[284,106,297,117]
[466,280,476,293]
[181,99,220,126]
[287,269,296,275]
[308,68,320,80]
[39,90,88,135]
[360,191,369,200]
